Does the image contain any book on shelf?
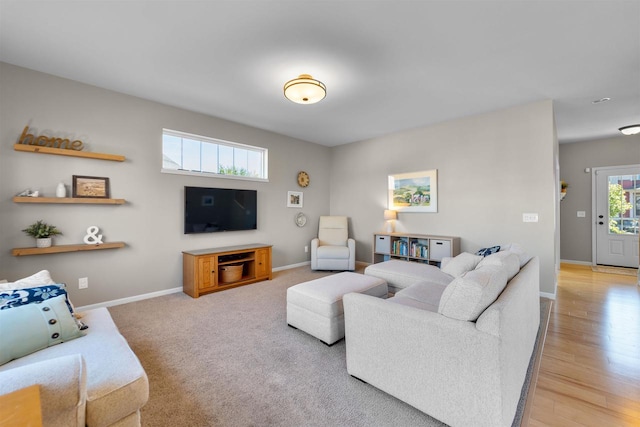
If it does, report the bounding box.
[391,239,429,258]
[410,242,428,259]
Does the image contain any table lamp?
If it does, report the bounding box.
[384,209,397,232]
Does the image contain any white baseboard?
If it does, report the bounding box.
[539,291,556,300]
[560,259,592,266]
[77,261,314,311]
[75,287,183,312]
[273,261,310,271]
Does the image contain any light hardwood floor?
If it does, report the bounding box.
[528,264,640,427]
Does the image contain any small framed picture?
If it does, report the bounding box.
[72,175,110,198]
[287,191,303,208]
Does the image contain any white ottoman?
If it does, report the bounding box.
[287,272,388,345]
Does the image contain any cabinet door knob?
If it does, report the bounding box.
[212,270,215,273]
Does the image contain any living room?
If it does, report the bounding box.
[1,1,639,426]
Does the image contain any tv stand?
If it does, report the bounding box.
[182,243,272,298]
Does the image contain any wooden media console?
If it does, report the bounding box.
[182,243,272,298]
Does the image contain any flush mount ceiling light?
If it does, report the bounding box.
[619,124,640,135]
[284,74,326,104]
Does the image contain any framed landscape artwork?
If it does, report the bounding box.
[388,169,437,212]
[72,175,110,198]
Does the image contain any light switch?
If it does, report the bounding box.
[577,211,586,218]
[523,213,539,223]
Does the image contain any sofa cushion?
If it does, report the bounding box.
[391,281,448,312]
[316,245,350,259]
[476,251,520,280]
[440,252,483,278]
[0,307,149,426]
[438,265,508,321]
[499,243,533,268]
[364,260,454,291]
[0,295,84,365]
[0,354,87,427]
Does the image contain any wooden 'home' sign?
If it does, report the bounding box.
[17,125,85,151]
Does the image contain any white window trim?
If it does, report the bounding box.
[161,128,269,182]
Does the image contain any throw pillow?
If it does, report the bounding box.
[438,265,509,321]
[499,243,533,268]
[476,245,501,257]
[441,252,483,278]
[0,294,84,365]
[0,284,74,314]
[476,251,520,280]
[0,270,56,290]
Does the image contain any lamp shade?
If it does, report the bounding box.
[619,124,640,135]
[384,210,397,221]
[284,74,326,104]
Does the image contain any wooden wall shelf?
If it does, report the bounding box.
[12,242,126,256]
[13,196,126,205]
[14,144,125,162]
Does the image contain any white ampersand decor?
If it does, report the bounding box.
[83,226,104,245]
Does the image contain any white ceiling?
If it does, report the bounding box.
[1,1,638,147]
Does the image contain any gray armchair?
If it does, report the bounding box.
[311,216,356,271]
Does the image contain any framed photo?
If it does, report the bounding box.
[287,191,303,208]
[72,175,110,199]
[388,169,437,212]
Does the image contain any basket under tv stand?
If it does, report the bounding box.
[182,243,272,298]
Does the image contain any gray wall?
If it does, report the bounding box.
[0,63,331,306]
[329,100,559,295]
[559,135,640,263]
[1,62,561,303]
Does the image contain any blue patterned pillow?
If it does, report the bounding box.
[0,284,74,314]
[476,245,501,257]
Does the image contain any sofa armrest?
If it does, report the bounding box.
[347,238,356,270]
[310,238,320,269]
[0,354,87,427]
[343,293,504,426]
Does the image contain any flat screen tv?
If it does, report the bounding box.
[184,186,257,234]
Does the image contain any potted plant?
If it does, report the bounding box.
[560,180,568,201]
[22,220,62,248]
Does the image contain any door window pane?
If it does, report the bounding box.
[608,174,639,235]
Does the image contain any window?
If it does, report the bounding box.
[608,174,639,235]
[162,129,268,180]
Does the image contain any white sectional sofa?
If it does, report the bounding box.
[0,307,149,426]
[345,250,540,427]
[0,271,148,427]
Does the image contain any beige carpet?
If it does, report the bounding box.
[108,266,547,426]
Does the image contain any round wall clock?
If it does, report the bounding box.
[297,171,310,187]
[295,212,307,227]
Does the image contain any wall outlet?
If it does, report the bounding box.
[577,211,586,218]
[522,213,539,223]
[304,245,309,253]
[79,277,88,289]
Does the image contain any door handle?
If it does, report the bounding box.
[598,215,604,219]
[598,222,604,225]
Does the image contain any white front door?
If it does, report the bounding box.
[594,165,640,268]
